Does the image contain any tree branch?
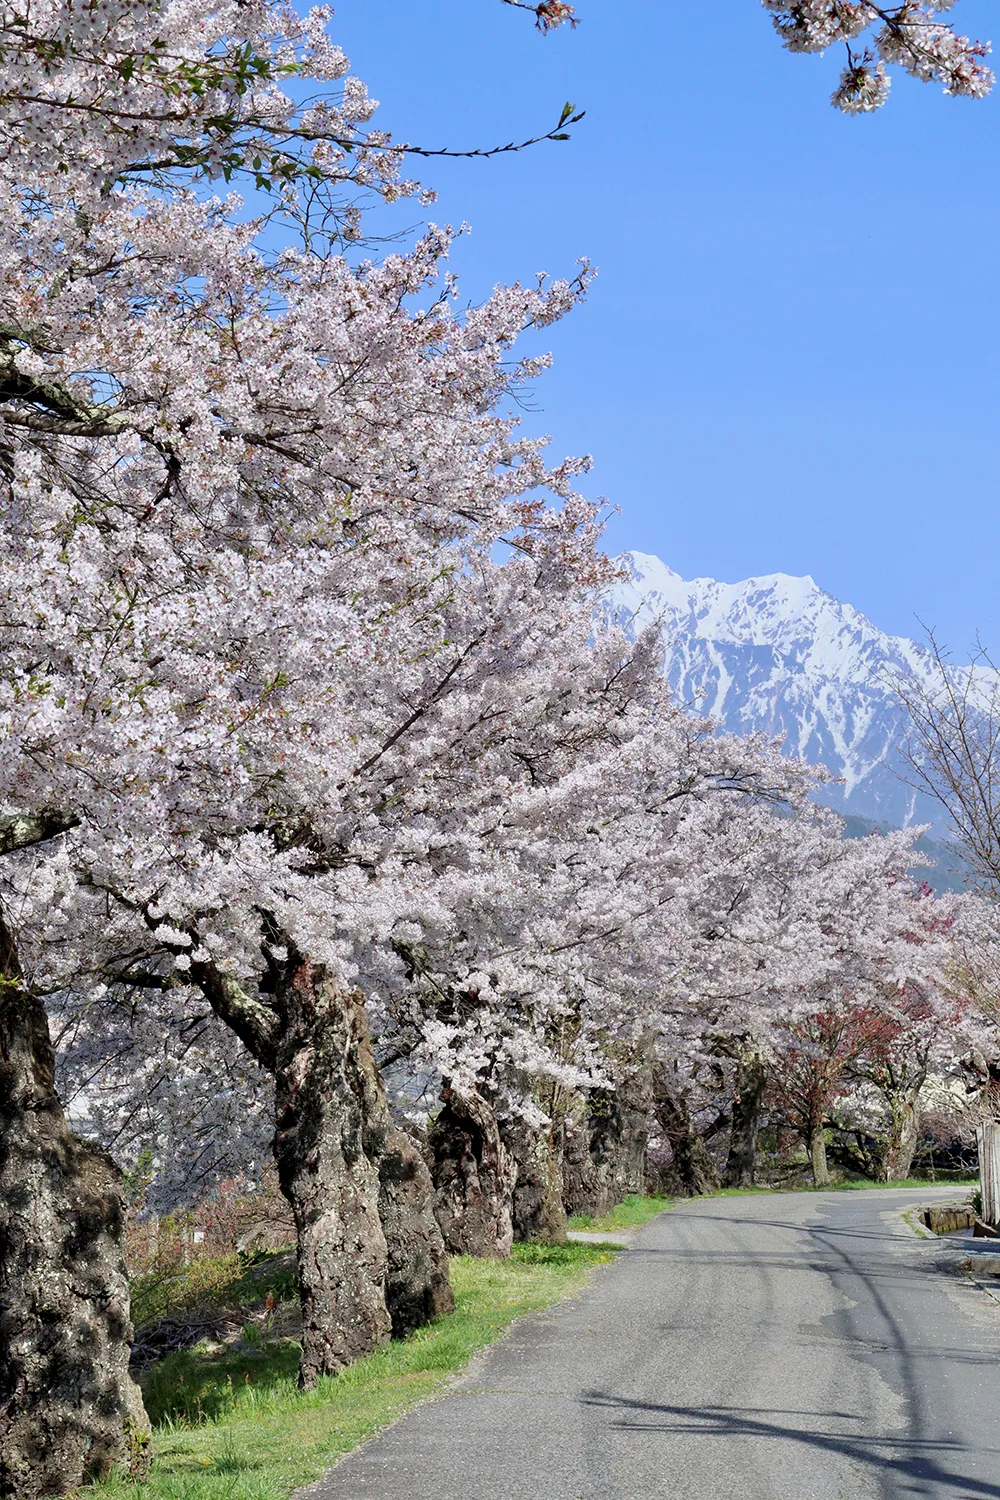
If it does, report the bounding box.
[0,810,79,856]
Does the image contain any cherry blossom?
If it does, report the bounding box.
[763,2,994,111]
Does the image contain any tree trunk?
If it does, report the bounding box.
[808,1114,830,1187]
[605,1063,653,1203]
[562,1066,652,1218]
[881,1094,921,1182]
[199,950,452,1388]
[724,1051,767,1188]
[0,914,150,1499]
[560,1094,603,1217]
[652,1066,719,1198]
[271,961,392,1388]
[377,1124,454,1335]
[505,1114,567,1245]
[427,1087,516,1258]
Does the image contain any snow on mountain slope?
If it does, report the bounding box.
[609,552,952,831]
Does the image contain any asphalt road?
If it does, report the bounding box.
[300,1187,1000,1500]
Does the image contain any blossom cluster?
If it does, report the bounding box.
[762,1,994,111]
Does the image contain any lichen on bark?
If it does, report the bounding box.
[0,914,150,1500]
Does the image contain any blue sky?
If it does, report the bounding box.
[330,1,999,652]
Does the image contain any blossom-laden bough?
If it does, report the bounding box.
[762,2,993,112]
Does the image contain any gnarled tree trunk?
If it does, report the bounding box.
[0,914,150,1499]
[560,1093,604,1217]
[378,1124,454,1335]
[199,950,452,1388]
[724,1050,767,1188]
[270,962,392,1387]
[606,1063,653,1202]
[562,1066,652,1218]
[428,1087,516,1258]
[505,1113,567,1245]
[652,1064,719,1198]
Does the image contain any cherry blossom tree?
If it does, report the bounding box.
[631,810,958,1189]
[766,884,971,1183]
[0,32,621,1420]
[769,1004,877,1184]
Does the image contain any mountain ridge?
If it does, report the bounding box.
[609,551,955,835]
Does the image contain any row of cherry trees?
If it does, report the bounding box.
[0,3,995,1496]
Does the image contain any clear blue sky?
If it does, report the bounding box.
[330,1,999,652]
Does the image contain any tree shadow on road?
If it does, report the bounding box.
[581,1390,1000,1498]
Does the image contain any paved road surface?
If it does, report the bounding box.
[301,1188,1000,1500]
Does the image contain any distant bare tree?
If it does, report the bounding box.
[895,635,1000,897]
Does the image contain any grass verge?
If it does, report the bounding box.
[567,1191,673,1234]
[89,1242,616,1500]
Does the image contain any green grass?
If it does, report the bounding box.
[567,1191,673,1234]
[90,1242,616,1500]
[822,1175,977,1192]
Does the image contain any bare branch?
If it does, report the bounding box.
[892,633,1000,895]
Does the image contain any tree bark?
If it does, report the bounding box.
[505,1113,567,1245]
[560,1095,604,1217]
[606,1063,653,1201]
[880,1094,921,1182]
[724,1051,767,1188]
[652,1065,719,1198]
[198,950,452,1387]
[0,914,150,1499]
[377,1124,454,1335]
[562,1066,651,1218]
[427,1087,516,1258]
[270,961,392,1387]
[808,1113,830,1187]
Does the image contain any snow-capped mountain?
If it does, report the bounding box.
[610,551,953,832]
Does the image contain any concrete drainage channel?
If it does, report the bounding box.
[919,1200,997,1238]
[911,1198,1000,1309]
